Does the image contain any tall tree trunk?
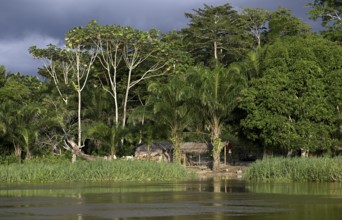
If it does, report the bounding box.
[77,85,82,152]
[214,41,218,61]
[212,138,222,171]
[211,116,222,171]
[172,129,181,164]
[122,67,133,128]
[76,54,82,163]
[114,92,119,127]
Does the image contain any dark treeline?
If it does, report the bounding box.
[0,1,341,171]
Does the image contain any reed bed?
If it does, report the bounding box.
[0,159,195,183]
[245,157,342,182]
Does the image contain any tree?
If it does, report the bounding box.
[30,21,99,162]
[0,72,51,160]
[161,30,194,75]
[307,0,342,43]
[0,65,8,87]
[182,3,252,67]
[240,8,271,48]
[188,65,245,170]
[240,35,342,156]
[267,8,311,42]
[87,22,170,128]
[84,122,119,157]
[147,73,193,164]
[82,83,119,156]
[307,0,342,29]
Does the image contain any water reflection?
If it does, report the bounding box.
[247,182,342,196]
[1,179,342,220]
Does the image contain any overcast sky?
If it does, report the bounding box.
[0,0,316,76]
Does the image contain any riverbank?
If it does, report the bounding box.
[0,159,194,184]
[5,157,341,184]
[188,162,250,180]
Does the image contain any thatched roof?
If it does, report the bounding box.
[135,141,212,154]
[180,142,212,154]
[135,141,173,153]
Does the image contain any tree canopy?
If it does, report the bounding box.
[240,34,342,154]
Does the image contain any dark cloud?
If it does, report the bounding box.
[0,0,317,76]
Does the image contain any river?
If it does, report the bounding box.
[1,177,342,220]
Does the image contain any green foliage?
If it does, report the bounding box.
[0,159,194,183]
[240,7,271,47]
[188,65,246,170]
[240,35,342,153]
[2,2,341,171]
[147,73,194,163]
[245,157,342,182]
[0,154,20,165]
[0,72,58,159]
[182,3,252,66]
[84,122,119,155]
[161,31,194,74]
[307,0,342,29]
[267,8,311,42]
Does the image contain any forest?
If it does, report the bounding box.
[0,0,341,172]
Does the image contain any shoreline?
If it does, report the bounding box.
[188,162,251,180]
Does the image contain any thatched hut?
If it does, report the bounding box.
[135,142,172,162]
[180,142,211,154]
[135,141,215,166]
[180,142,212,166]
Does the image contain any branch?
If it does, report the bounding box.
[129,63,167,89]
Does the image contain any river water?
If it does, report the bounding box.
[1,177,342,220]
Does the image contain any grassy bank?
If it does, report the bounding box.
[245,157,342,182]
[0,159,195,183]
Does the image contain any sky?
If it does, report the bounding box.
[0,0,317,76]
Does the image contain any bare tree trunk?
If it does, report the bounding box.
[122,67,133,128]
[77,78,82,154]
[214,41,218,61]
[301,148,309,158]
[65,138,98,162]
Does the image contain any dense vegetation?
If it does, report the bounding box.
[0,1,341,176]
[0,158,193,183]
[245,157,342,182]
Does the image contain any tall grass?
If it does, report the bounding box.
[245,157,342,182]
[0,159,195,184]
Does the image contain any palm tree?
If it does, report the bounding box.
[148,74,193,164]
[17,103,45,160]
[85,122,119,157]
[188,65,245,171]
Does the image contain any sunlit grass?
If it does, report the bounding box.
[0,159,195,183]
[245,157,342,182]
